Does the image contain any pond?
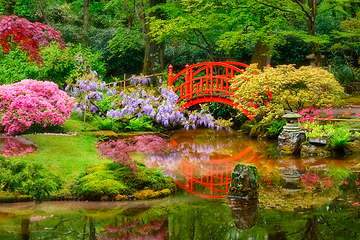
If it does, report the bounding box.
[0,135,38,157]
[1,129,360,239]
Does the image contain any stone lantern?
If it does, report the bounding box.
[306,53,325,68]
[282,112,302,132]
[277,112,306,156]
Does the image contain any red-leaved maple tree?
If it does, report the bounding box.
[0,15,65,66]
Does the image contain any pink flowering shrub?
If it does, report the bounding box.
[0,79,74,135]
[298,105,334,123]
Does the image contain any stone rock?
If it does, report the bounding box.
[227,164,258,199]
[344,140,360,154]
[309,137,328,145]
[300,144,331,157]
[277,130,306,155]
[229,198,258,230]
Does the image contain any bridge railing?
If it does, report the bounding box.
[168,62,248,103]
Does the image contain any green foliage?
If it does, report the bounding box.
[327,165,352,181]
[108,26,144,59]
[0,43,106,87]
[164,42,208,69]
[124,116,156,132]
[13,0,37,20]
[0,157,62,201]
[301,121,351,148]
[89,28,144,76]
[330,127,352,148]
[207,102,245,129]
[330,12,360,85]
[92,115,119,131]
[266,119,286,137]
[74,162,175,200]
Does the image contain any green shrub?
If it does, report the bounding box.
[0,43,106,88]
[124,116,155,132]
[0,157,62,201]
[330,127,352,148]
[266,119,286,137]
[74,162,176,200]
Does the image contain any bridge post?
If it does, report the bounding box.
[168,64,173,88]
[185,64,190,100]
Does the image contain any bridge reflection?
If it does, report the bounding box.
[171,147,262,198]
[144,130,360,199]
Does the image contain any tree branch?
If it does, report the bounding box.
[181,35,208,52]
[293,0,312,21]
[254,0,297,14]
[194,28,211,48]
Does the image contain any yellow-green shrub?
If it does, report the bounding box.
[231,64,345,123]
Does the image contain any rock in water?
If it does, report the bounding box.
[227,164,258,199]
[230,198,259,230]
[278,131,306,155]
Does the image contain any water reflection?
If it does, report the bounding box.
[229,198,259,230]
[99,216,168,239]
[0,135,37,157]
[142,130,360,203]
[1,129,360,239]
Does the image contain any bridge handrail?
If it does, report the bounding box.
[168,61,248,87]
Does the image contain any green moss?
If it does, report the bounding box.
[74,162,176,200]
[133,188,172,200]
[279,145,295,155]
[344,140,360,154]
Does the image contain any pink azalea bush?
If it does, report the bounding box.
[298,105,334,123]
[0,79,74,135]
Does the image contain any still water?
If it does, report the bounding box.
[1,129,360,239]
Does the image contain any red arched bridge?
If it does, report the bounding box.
[168,61,257,120]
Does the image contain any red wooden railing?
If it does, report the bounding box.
[168,62,255,120]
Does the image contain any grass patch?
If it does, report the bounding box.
[15,133,111,185]
[343,93,360,105]
[1,114,175,201]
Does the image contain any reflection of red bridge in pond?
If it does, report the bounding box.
[170,147,263,199]
[168,62,258,120]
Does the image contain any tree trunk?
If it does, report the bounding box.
[251,13,271,70]
[83,0,90,47]
[125,0,133,29]
[21,218,30,240]
[308,0,322,67]
[89,217,96,240]
[37,0,50,26]
[4,0,16,16]
[142,0,166,82]
[251,39,271,70]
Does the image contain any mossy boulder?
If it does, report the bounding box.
[228,164,259,199]
[344,140,360,154]
[300,144,332,157]
[278,131,306,155]
[74,162,176,201]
